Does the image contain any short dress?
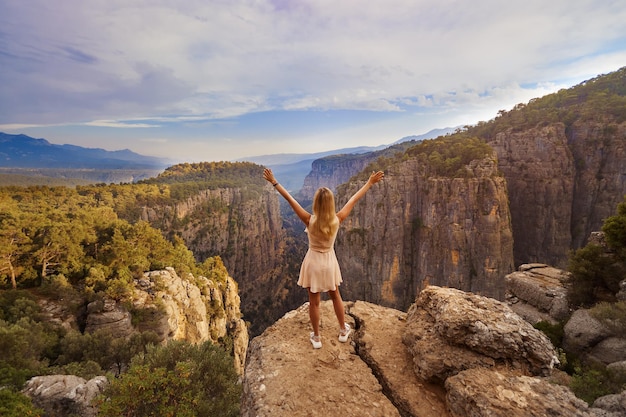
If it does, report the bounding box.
[297,215,343,293]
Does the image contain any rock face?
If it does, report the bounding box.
[242,286,615,417]
[22,375,108,417]
[335,154,514,311]
[486,121,626,268]
[141,184,302,335]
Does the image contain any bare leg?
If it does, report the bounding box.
[308,290,321,336]
[327,287,346,330]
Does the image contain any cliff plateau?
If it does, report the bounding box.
[242,286,621,417]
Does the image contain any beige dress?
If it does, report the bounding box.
[297,215,343,293]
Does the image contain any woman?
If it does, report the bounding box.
[263,167,385,349]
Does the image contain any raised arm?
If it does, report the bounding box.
[263,168,311,225]
[337,170,384,222]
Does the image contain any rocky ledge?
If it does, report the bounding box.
[241,286,623,417]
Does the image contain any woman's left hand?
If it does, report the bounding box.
[368,170,385,185]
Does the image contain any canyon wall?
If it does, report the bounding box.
[335,153,514,310]
[486,121,626,268]
[140,185,304,335]
[299,153,379,199]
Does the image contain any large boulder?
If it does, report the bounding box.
[22,375,108,417]
[589,338,626,365]
[445,368,597,417]
[84,298,134,337]
[403,286,558,381]
[592,390,626,416]
[505,263,570,323]
[563,309,612,355]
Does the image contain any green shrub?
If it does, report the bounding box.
[97,340,241,417]
[570,363,626,405]
[567,244,624,307]
[589,301,626,337]
[0,389,44,417]
[534,320,565,347]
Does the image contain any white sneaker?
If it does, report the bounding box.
[310,332,322,349]
[338,323,352,343]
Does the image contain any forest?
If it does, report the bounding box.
[0,163,263,416]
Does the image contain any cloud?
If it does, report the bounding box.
[0,0,625,160]
[82,120,160,129]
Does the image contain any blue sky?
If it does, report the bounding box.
[1,0,625,163]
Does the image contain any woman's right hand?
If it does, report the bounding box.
[263,168,277,184]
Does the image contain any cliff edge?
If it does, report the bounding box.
[242,286,618,417]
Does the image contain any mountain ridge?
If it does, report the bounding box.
[0,132,171,169]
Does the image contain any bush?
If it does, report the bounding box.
[0,389,43,417]
[589,301,626,337]
[97,340,241,417]
[567,244,624,307]
[570,363,626,405]
[534,320,565,346]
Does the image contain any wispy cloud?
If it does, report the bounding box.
[82,120,160,129]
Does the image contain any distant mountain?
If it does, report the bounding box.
[241,127,457,167]
[0,132,170,169]
[239,127,458,191]
[239,145,387,166]
[391,127,458,144]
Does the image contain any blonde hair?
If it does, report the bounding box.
[310,187,339,237]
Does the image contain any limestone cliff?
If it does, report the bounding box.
[485,121,626,268]
[241,286,621,417]
[83,267,248,374]
[334,153,513,311]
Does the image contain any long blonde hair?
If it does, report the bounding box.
[310,187,339,237]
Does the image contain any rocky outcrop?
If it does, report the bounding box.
[22,375,107,417]
[335,153,514,311]
[242,286,617,417]
[505,263,571,324]
[84,298,134,337]
[137,267,248,374]
[486,121,626,268]
[84,267,248,374]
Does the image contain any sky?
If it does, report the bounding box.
[1,0,625,164]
